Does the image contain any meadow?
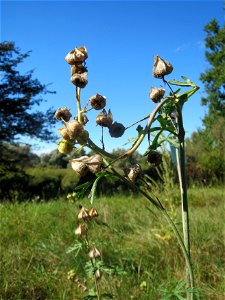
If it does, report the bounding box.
[0,187,224,300]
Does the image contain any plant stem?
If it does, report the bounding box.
[164,78,194,298]
[109,166,194,299]
[176,105,192,297]
[76,87,82,122]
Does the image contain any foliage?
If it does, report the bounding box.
[0,142,40,168]
[0,188,224,299]
[185,18,225,184]
[0,167,79,202]
[200,19,225,122]
[186,117,225,183]
[0,41,56,143]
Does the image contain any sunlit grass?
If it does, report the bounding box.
[0,186,224,299]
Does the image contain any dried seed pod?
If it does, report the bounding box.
[128,164,142,182]
[96,109,113,128]
[65,46,88,64]
[71,63,87,75]
[88,247,101,259]
[58,139,74,154]
[70,155,103,175]
[86,155,103,174]
[71,72,88,88]
[153,55,173,78]
[89,94,106,110]
[74,114,89,125]
[65,120,83,139]
[58,128,71,140]
[149,87,165,103]
[89,208,98,219]
[147,150,163,167]
[78,206,89,220]
[55,107,72,122]
[70,156,89,176]
[95,269,101,279]
[109,122,125,138]
[75,224,87,237]
[76,129,89,145]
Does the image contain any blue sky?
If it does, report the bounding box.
[1,1,224,154]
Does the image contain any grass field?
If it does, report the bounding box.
[0,187,224,299]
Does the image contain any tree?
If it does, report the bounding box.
[0,41,56,143]
[200,19,225,124]
[186,19,225,183]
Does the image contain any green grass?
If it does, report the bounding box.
[0,187,224,299]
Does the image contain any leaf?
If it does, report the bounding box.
[88,175,103,204]
[66,241,83,257]
[168,76,196,87]
[74,180,94,199]
[88,173,115,204]
[157,115,168,128]
[165,134,179,148]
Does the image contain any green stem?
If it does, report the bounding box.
[109,166,194,299]
[76,87,82,122]
[176,104,193,298]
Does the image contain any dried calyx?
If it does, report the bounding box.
[96,109,113,128]
[75,224,87,236]
[71,72,88,88]
[65,120,84,139]
[55,107,72,122]
[109,122,125,138]
[65,46,88,88]
[147,150,163,167]
[65,46,88,64]
[149,87,165,103]
[153,55,173,78]
[127,164,142,182]
[89,94,106,110]
[74,114,89,125]
[88,247,101,259]
[70,155,103,176]
[71,63,87,75]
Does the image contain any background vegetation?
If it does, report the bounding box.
[1,188,224,299]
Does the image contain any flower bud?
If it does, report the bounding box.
[109,122,125,138]
[128,164,142,182]
[78,206,89,220]
[58,128,71,140]
[71,72,88,88]
[58,140,74,154]
[55,107,72,122]
[71,63,87,75]
[88,247,101,259]
[89,94,106,110]
[75,224,87,237]
[89,208,98,219]
[96,109,113,128]
[153,55,173,78]
[76,129,89,145]
[149,87,165,103]
[147,150,163,167]
[65,120,83,139]
[65,46,88,64]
